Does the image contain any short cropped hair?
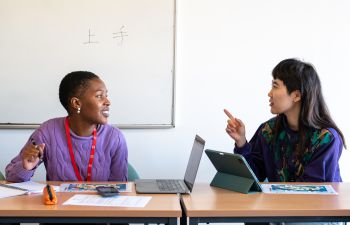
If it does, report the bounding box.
[59,71,99,112]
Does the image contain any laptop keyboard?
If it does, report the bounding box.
[156,180,187,192]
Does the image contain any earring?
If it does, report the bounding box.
[77,107,81,114]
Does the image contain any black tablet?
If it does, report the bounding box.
[205,149,262,193]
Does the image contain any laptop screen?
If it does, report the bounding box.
[183,135,205,192]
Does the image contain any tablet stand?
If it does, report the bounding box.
[210,172,256,194]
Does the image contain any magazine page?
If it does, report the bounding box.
[60,183,132,193]
[261,183,337,194]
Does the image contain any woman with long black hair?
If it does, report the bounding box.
[225,58,345,183]
[225,58,346,225]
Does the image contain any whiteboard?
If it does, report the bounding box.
[0,0,175,129]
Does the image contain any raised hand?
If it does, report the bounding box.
[21,141,45,171]
[224,109,246,147]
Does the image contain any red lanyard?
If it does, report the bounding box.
[65,117,97,181]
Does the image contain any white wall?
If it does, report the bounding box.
[1,0,349,183]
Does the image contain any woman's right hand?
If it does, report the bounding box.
[224,109,246,148]
[21,142,45,171]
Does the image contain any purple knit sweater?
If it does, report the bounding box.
[6,117,128,182]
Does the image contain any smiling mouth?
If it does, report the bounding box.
[102,110,110,117]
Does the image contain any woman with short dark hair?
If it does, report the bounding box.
[6,71,128,182]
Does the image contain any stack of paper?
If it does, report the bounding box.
[5,181,60,194]
[0,184,28,198]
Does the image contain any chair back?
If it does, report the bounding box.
[0,171,5,180]
[128,163,140,181]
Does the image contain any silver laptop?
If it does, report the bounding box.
[135,135,205,194]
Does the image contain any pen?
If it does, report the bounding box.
[30,138,42,159]
[30,138,36,146]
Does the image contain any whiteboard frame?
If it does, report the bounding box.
[0,0,176,129]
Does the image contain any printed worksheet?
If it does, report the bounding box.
[63,194,151,207]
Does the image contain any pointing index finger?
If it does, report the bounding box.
[224,109,235,120]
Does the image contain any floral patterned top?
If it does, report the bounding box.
[234,115,343,182]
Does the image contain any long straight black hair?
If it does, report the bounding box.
[272,58,346,159]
